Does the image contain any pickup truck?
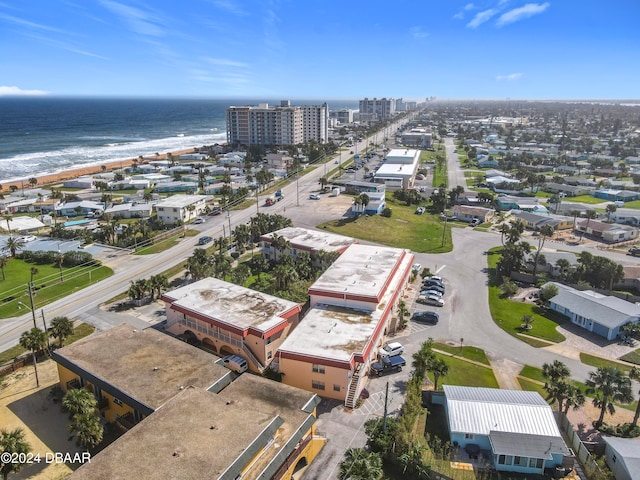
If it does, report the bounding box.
[370,355,406,377]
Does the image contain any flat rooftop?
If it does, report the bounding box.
[164,278,300,333]
[386,148,419,161]
[69,376,318,480]
[53,324,229,410]
[281,246,414,361]
[155,194,208,208]
[310,244,409,300]
[262,227,356,253]
[375,162,415,176]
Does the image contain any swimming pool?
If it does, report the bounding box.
[63,219,91,227]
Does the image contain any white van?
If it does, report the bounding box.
[221,355,248,373]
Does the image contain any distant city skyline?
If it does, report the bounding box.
[1,1,638,100]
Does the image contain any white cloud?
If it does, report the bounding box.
[497,2,550,26]
[496,73,523,81]
[0,86,49,96]
[99,0,166,37]
[467,8,498,28]
[204,57,249,67]
[209,0,247,16]
[453,3,475,20]
[410,26,428,39]
[0,12,68,34]
[464,3,476,10]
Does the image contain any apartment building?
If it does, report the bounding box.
[226,101,328,146]
[359,97,396,120]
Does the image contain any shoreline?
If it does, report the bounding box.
[0,148,197,191]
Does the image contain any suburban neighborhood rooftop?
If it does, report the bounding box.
[262,226,356,253]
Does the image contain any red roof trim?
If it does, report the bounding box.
[170,304,247,337]
[278,351,352,369]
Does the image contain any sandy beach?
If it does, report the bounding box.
[0,148,197,191]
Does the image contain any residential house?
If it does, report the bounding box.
[612,208,640,226]
[351,190,386,215]
[54,325,326,480]
[543,183,594,197]
[495,195,547,213]
[575,219,639,243]
[551,201,596,217]
[526,251,579,278]
[154,194,207,225]
[593,189,640,202]
[564,177,597,187]
[0,215,45,234]
[435,386,570,475]
[618,266,640,294]
[103,203,152,219]
[275,244,414,408]
[547,282,640,340]
[62,176,96,189]
[603,436,640,480]
[264,152,295,170]
[451,205,494,223]
[154,181,198,194]
[512,211,574,231]
[163,278,302,373]
[477,156,499,168]
[55,200,105,217]
[343,181,385,195]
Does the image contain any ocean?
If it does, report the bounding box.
[0,97,358,183]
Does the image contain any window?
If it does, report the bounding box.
[498,455,506,465]
[612,454,616,463]
[113,397,123,407]
[312,364,325,374]
[267,351,272,359]
[464,433,474,440]
[333,384,340,392]
[312,380,325,390]
[514,456,528,467]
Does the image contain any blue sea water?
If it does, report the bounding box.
[0,97,357,183]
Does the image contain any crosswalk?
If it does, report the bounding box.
[350,389,403,417]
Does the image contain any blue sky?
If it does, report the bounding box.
[1,0,638,99]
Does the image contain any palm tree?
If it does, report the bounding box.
[252,253,269,280]
[0,427,32,480]
[28,177,37,188]
[397,300,409,330]
[532,224,555,276]
[605,203,617,221]
[543,360,571,385]
[128,279,148,302]
[580,210,598,243]
[19,328,48,387]
[186,249,211,281]
[148,274,168,301]
[0,256,7,281]
[555,258,572,281]
[62,387,97,417]
[29,267,38,284]
[570,209,581,228]
[55,251,64,282]
[49,316,74,348]
[629,366,640,427]
[4,237,24,257]
[272,263,298,290]
[429,357,449,390]
[338,448,383,480]
[586,367,634,427]
[68,412,103,448]
[359,193,370,210]
[412,339,435,383]
[562,384,586,414]
[231,264,251,286]
[319,176,328,190]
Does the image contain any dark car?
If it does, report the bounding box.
[198,236,213,245]
[412,311,439,324]
[421,284,445,295]
[422,278,444,288]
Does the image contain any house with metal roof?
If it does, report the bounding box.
[547,282,640,340]
[575,219,639,243]
[603,436,640,480]
[439,386,570,475]
[451,205,494,223]
[512,211,574,231]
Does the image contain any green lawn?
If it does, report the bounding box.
[433,342,490,365]
[620,349,640,365]
[487,248,566,343]
[135,238,180,255]
[518,377,547,397]
[621,199,640,210]
[432,162,447,187]
[0,322,95,365]
[519,365,547,383]
[318,199,453,253]
[429,353,499,388]
[580,352,634,375]
[0,260,113,319]
[565,195,607,205]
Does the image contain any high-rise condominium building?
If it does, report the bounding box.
[226,100,328,146]
[359,97,396,120]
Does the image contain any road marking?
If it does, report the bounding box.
[435,264,446,274]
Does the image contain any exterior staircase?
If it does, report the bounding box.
[344,363,363,409]
[241,343,265,373]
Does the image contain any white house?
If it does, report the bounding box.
[547,282,640,340]
[603,436,640,480]
[437,386,570,475]
[154,195,208,225]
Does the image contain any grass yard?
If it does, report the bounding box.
[0,322,95,365]
[433,342,491,365]
[619,349,640,365]
[318,199,453,253]
[135,238,180,254]
[621,199,640,210]
[487,248,566,343]
[432,161,448,188]
[428,353,499,388]
[519,365,547,383]
[0,260,113,319]
[566,195,608,205]
[517,377,547,396]
[580,352,634,375]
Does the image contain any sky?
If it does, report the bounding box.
[1,0,638,100]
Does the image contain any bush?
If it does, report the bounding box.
[63,250,97,267]
[19,250,58,264]
[380,207,392,217]
[598,422,640,438]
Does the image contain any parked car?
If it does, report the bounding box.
[425,276,443,282]
[309,194,320,200]
[378,342,404,358]
[417,295,445,307]
[421,284,445,295]
[470,218,480,226]
[412,263,422,272]
[629,247,640,257]
[422,279,444,289]
[198,236,213,245]
[17,235,37,242]
[208,207,222,216]
[421,289,443,298]
[221,354,248,373]
[412,311,439,324]
[370,355,406,376]
[193,217,205,224]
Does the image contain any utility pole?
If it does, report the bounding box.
[383,381,389,432]
[27,282,37,328]
[41,310,50,349]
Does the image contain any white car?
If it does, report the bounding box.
[417,295,445,307]
[309,194,320,200]
[378,342,404,358]
[18,235,37,242]
[193,217,205,224]
[412,263,422,272]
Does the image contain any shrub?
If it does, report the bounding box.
[598,422,640,438]
[381,207,392,217]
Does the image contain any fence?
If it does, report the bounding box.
[555,411,604,479]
